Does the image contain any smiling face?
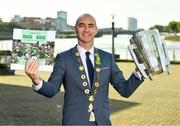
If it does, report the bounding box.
[74,14,98,48]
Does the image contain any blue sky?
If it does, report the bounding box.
[0,0,179,29]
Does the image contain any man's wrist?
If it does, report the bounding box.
[134,69,142,80]
[33,79,43,91]
[32,77,41,85]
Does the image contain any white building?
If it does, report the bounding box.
[128,17,137,31]
[11,15,22,22]
[56,11,68,32]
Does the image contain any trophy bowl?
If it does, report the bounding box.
[128,29,171,80]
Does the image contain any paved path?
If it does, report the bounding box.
[0,62,179,125]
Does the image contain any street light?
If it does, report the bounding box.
[111,15,115,58]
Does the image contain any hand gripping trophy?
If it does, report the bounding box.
[128,29,171,80]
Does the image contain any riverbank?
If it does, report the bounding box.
[164,35,180,41]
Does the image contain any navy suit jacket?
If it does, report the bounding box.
[35,46,144,125]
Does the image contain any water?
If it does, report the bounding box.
[55,35,180,61]
[1,35,180,61]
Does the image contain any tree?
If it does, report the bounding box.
[177,22,180,32]
[0,22,22,33]
[149,25,164,32]
[168,21,178,33]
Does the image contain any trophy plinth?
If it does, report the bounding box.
[128,29,171,80]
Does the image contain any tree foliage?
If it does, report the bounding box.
[168,21,178,33]
[150,21,180,33]
[0,22,22,33]
[149,25,167,32]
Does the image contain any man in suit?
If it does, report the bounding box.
[25,13,144,125]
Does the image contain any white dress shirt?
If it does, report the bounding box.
[77,44,94,87]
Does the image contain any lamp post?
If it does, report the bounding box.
[111,15,115,58]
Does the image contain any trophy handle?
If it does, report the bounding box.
[128,44,148,78]
[161,39,171,74]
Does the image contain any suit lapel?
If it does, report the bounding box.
[71,46,91,91]
[91,48,102,91]
[71,46,104,93]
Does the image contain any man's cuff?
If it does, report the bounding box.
[133,70,142,80]
[33,79,43,91]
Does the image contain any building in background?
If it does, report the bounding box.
[56,11,73,32]
[11,15,22,22]
[56,11,67,32]
[128,17,137,31]
[11,15,56,30]
[11,11,73,32]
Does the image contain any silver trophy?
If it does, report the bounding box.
[128,29,171,80]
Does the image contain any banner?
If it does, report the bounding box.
[11,28,56,71]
